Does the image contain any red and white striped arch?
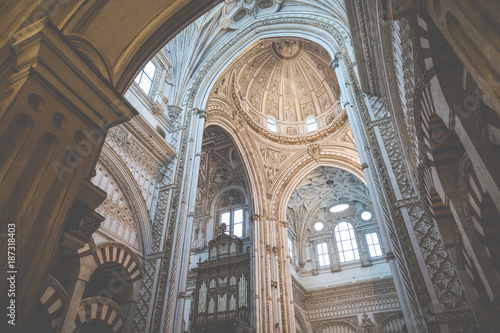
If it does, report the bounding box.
[78,242,143,283]
[75,298,124,332]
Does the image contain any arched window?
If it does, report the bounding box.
[306,116,318,133]
[267,116,278,132]
[334,222,360,263]
[134,60,157,95]
[217,189,246,238]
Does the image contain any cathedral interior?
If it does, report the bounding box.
[0,0,499,332]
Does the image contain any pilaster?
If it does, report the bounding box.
[0,18,136,331]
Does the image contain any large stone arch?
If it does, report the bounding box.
[272,153,363,223]
[74,297,125,333]
[78,242,145,284]
[96,144,154,255]
[0,0,222,91]
[203,118,267,218]
[315,321,359,333]
[191,14,355,111]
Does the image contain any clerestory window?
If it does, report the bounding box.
[220,208,244,238]
[316,242,330,267]
[134,61,157,95]
[334,222,360,263]
[306,116,318,132]
[288,238,294,262]
[267,116,278,132]
[365,232,383,258]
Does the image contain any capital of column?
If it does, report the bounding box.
[279,220,289,228]
[194,108,207,119]
[250,214,263,223]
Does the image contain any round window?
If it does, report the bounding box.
[314,222,324,231]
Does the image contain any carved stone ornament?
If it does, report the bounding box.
[307,143,321,158]
[150,103,164,116]
[167,105,182,120]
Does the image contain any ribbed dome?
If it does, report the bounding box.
[233,38,341,134]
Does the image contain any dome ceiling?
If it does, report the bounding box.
[208,38,345,139]
[237,38,340,123]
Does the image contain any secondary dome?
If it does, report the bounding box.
[209,38,344,138]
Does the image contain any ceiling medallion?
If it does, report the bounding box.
[307,144,321,159]
[271,40,303,60]
[221,18,230,29]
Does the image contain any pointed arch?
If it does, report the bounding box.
[95,144,154,254]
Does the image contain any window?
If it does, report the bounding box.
[306,116,318,132]
[233,208,243,238]
[366,232,383,257]
[288,238,294,261]
[314,222,324,231]
[361,211,372,220]
[267,116,278,132]
[330,203,349,213]
[334,222,360,263]
[220,208,244,238]
[134,61,157,95]
[317,242,330,267]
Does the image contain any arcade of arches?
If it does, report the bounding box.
[0,1,499,332]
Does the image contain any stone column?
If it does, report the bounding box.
[261,215,280,333]
[169,108,207,332]
[327,237,342,272]
[357,231,372,267]
[0,19,136,332]
[280,220,296,333]
[250,214,264,333]
[331,55,422,333]
[59,251,97,333]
